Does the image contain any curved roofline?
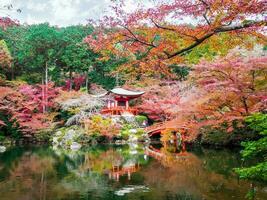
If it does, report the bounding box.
[109,87,145,97]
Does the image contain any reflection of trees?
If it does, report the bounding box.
[79,145,148,181]
[196,148,242,178]
[0,145,266,200]
[0,148,72,200]
[141,149,267,200]
[80,149,123,173]
[0,146,110,200]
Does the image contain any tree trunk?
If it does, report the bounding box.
[69,68,73,91]
[241,96,249,115]
[42,76,45,113]
[45,62,48,112]
[10,62,14,80]
[85,72,89,93]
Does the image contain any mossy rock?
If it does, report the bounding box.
[135,115,148,126]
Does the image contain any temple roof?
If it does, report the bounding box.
[109,87,145,97]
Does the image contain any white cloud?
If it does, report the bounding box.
[0,0,151,27]
[26,1,47,12]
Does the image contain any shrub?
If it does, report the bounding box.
[235,113,267,182]
[83,115,120,139]
[135,115,148,126]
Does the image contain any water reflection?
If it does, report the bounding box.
[0,144,266,200]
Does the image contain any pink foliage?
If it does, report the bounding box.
[0,17,19,29]
[137,82,182,121]
[191,54,267,127]
[85,0,266,58]
[0,83,60,134]
[139,54,266,137]
[63,75,86,91]
[19,83,59,112]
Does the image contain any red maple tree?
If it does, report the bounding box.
[85,0,266,78]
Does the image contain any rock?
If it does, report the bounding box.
[52,137,59,144]
[23,134,33,138]
[70,142,81,151]
[115,140,126,145]
[262,187,267,193]
[0,146,6,153]
[128,135,138,143]
[129,129,137,134]
[129,150,138,155]
[65,129,76,140]
[55,131,62,136]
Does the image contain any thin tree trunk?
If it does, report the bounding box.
[10,62,14,80]
[42,76,45,113]
[86,67,91,93]
[45,62,48,112]
[241,96,249,115]
[85,72,89,93]
[69,68,73,91]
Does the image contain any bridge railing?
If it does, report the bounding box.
[145,121,188,135]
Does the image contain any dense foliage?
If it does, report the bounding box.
[235,113,267,182]
[0,22,120,89]
[85,0,266,81]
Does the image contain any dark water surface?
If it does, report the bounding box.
[0,144,266,200]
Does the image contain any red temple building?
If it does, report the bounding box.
[101,87,145,115]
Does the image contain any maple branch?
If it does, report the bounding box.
[121,25,156,48]
[151,18,199,41]
[199,0,211,25]
[203,11,211,25]
[151,18,176,31]
[165,21,266,59]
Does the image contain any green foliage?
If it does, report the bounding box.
[235,113,267,182]
[135,115,148,125]
[0,23,123,90]
[35,128,53,142]
[119,123,145,141]
[169,65,190,81]
[57,25,95,84]
[16,72,43,84]
[89,56,127,89]
[200,123,259,146]
[0,40,12,77]
[0,113,21,140]
[236,162,267,182]
[245,113,267,136]
[120,124,133,140]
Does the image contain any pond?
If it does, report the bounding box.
[0,144,266,200]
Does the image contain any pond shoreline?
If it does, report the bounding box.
[0,136,246,150]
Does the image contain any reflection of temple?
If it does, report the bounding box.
[108,163,140,181]
[101,87,144,115]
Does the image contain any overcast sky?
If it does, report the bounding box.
[0,0,148,27]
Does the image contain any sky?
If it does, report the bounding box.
[0,0,148,27]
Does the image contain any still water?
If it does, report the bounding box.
[0,144,266,200]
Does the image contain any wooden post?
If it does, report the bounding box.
[128,171,131,180]
[126,100,129,110]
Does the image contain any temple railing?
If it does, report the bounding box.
[101,106,139,115]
